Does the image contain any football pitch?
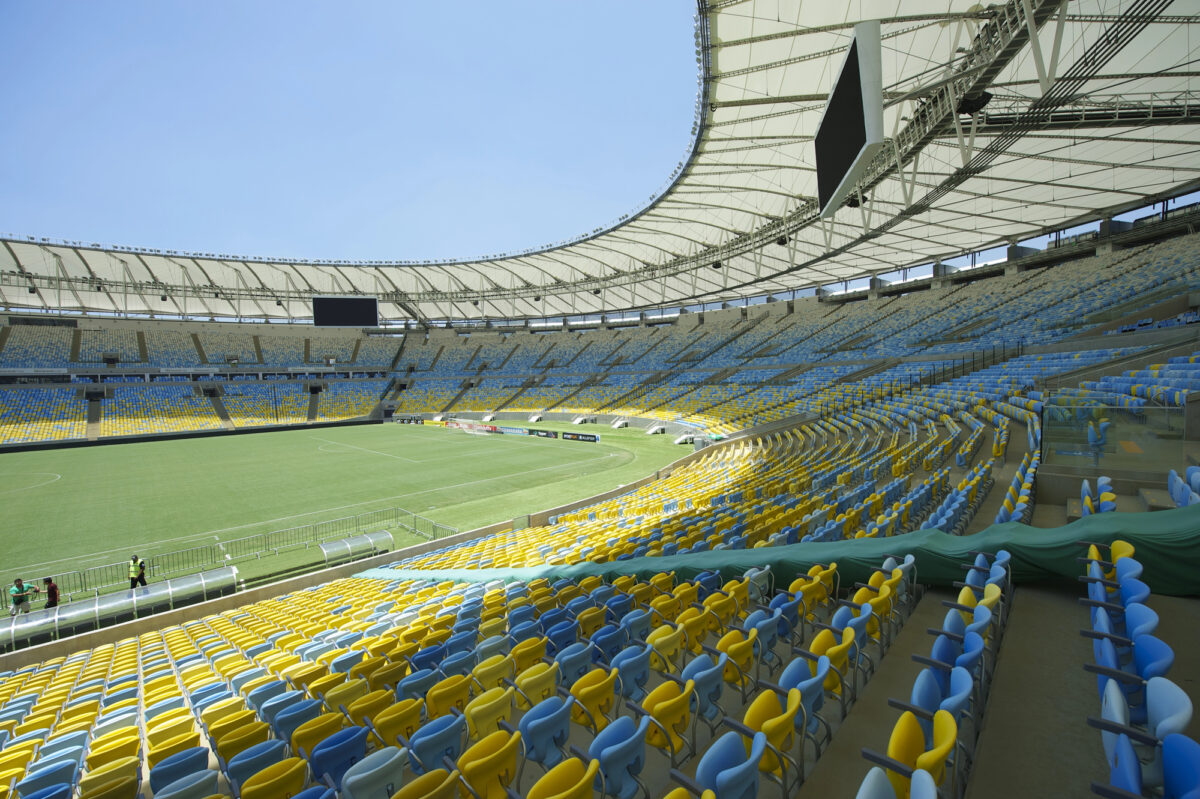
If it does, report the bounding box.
[0,422,684,584]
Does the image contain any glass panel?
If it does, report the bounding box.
[1041,393,1185,470]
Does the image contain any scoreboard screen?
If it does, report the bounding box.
[313,296,378,327]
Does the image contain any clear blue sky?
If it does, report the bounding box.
[0,1,698,261]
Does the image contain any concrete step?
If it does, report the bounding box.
[1138,487,1175,512]
[798,588,955,798]
[964,583,1108,799]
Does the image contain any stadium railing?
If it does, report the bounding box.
[45,506,457,599]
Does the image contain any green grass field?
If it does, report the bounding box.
[0,422,683,586]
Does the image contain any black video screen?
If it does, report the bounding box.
[313,296,378,327]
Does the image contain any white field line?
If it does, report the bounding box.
[0,472,62,495]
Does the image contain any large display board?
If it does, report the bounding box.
[815,20,884,218]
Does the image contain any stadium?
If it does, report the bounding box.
[1,1,1199,798]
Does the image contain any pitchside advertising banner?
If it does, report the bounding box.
[443,420,597,442]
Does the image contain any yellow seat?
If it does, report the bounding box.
[464,687,515,741]
[575,606,606,640]
[715,628,758,697]
[148,730,202,768]
[881,710,957,798]
[199,695,245,729]
[643,679,695,762]
[471,655,515,694]
[389,768,460,799]
[647,624,685,673]
[208,708,257,743]
[322,678,368,714]
[77,755,140,796]
[368,660,408,693]
[426,674,472,719]
[514,662,560,710]
[527,757,600,799]
[240,756,308,799]
[569,668,618,732]
[370,697,424,747]
[649,595,682,627]
[217,720,270,765]
[345,689,394,729]
[282,661,328,693]
[148,715,196,748]
[86,731,141,769]
[457,730,522,799]
[675,608,712,655]
[78,773,139,799]
[510,637,548,674]
[348,655,386,684]
[810,627,855,698]
[305,672,346,701]
[742,687,801,777]
[291,712,344,758]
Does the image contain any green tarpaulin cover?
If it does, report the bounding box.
[356,504,1200,596]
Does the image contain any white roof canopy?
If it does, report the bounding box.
[3,0,1198,322]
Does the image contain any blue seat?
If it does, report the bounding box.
[689,730,767,799]
[743,609,782,672]
[150,746,211,794]
[475,635,510,662]
[682,653,726,734]
[155,770,221,799]
[546,620,578,658]
[539,608,571,633]
[339,746,407,799]
[261,689,305,725]
[16,760,78,798]
[309,725,370,788]
[227,739,289,794]
[555,642,594,686]
[444,630,477,657]
[619,609,652,643]
[508,605,537,629]
[146,694,189,721]
[397,668,439,702]
[37,732,88,762]
[1163,733,1200,799]
[18,786,71,799]
[330,649,365,675]
[292,788,336,799]
[779,654,831,753]
[408,714,468,775]
[588,714,650,799]
[231,667,268,694]
[194,687,234,713]
[274,698,324,744]
[611,644,652,703]
[510,620,541,643]
[605,594,633,624]
[247,680,289,714]
[410,644,446,673]
[518,695,574,772]
[439,649,476,678]
[590,625,626,665]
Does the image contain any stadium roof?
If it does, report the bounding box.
[3,0,1198,323]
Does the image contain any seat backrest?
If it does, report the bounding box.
[340,746,408,799]
[409,713,467,775]
[226,739,288,792]
[589,714,649,797]
[1162,733,1200,799]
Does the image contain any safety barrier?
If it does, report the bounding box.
[43,506,455,598]
[1,567,238,653]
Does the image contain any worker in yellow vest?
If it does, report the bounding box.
[129,555,147,589]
